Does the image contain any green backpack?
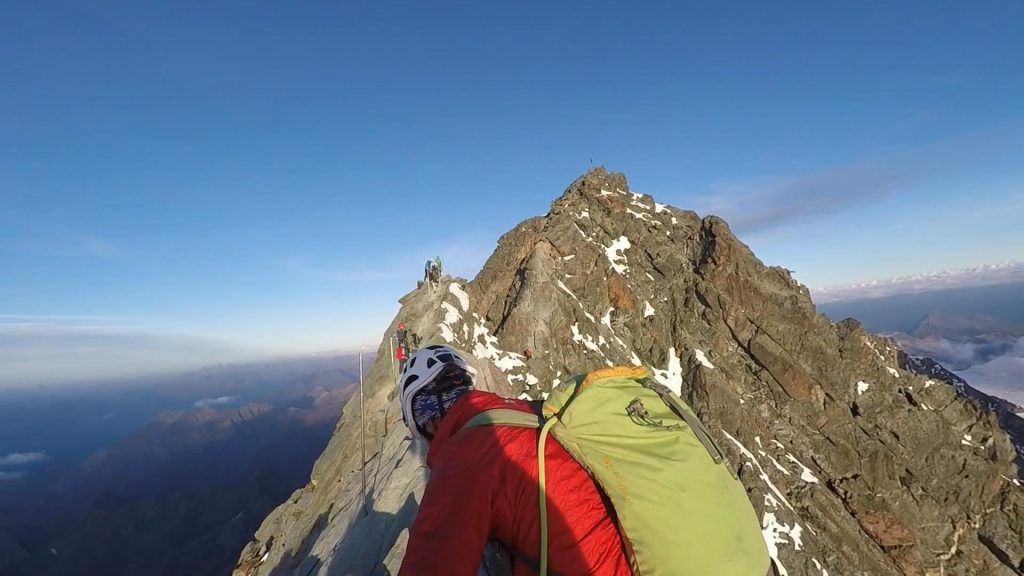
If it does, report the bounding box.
[462,366,771,576]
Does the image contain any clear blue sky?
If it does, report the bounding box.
[2,1,1022,385]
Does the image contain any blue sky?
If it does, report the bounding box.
[2,1,1022,386]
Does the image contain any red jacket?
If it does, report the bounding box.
[399,390,631,576]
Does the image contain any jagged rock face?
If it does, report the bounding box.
[235,169,1024,576]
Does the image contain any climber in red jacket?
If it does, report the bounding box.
[397,345,630,576]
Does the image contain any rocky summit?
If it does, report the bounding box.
[233,169,1024,576]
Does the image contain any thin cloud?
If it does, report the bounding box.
[0,471,25,481]
[812,260,1024,303]
[689,120,1023,234]
[0,451,50,467]
[3,231,125,259]
[194,396,238,408]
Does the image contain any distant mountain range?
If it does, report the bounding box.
[812,260,1024,303]
[0,353,368,576]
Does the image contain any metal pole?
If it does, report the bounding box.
[390,337,395,378]
[359,352,367,517]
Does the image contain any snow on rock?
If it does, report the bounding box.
[540,391,549,400]
[630,352,643,366]
[768,455,792,476]
[438,322,455,343]
[694,349,715,369]
[601,308,614,330]
[604,236,631,274]
[441,302,460,325]
[626,208,653,222]
[562,254,576,261]
[856,381,870,396]
[643,300,656,318]
[557,280,581,303]
[645,272,655,281]
[449,283,470,312]
[722,431,795,512]
[812,558,830,576]
[961,434,983,449]
[571,323,604,356]
[518,392,532,401]
[886,367,900,378]
[654,202,667,213]
[762,512,804,576]
[785,454,821,484]
[577,209,590,219]
[863,338,885,361]
[652,347,683,396]
[1001,474,1022,487]
[924,379,935,389]
[470,321,525,372]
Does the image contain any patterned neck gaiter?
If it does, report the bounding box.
[411,383,472,439]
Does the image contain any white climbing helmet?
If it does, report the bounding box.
[398,344,471,442]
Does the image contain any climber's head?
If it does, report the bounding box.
[398,345,473,442]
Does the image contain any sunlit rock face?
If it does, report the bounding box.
[235,168,1024,576]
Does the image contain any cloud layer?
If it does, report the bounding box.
[0,451,50,467]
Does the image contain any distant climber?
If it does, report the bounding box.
[395,342,408,372]
[395,322,408,350]
[424,259,434,285]
[396,345,631,575]
[433,255,442,278]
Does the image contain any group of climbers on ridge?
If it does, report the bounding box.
[423,255,442,286]
[395,344,774,576]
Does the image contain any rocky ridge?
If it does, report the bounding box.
[234,169,1024,576]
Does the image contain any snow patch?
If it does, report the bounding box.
[557,280,581,302]
[571,323,604,356]
[1001,474,1022,487]
[604,236,631,274]
[599,188,614,196]
[449,284,470,312]
[924,379,935,389]
[767,455,792,476]
[887,367,901,378]
[762,513,804,576]
[694,349,715,369]
[630,352,643,366]
[722,431,795,511]
[856,381,870,395]
[577,209,590,219]
[785,454,820,483]
[441,302,460,325]
[438,323,455,343]
[626,207,652,221]
[652,347,683,396]
[562,254,576,261]
[645,272,654,281]
[643,301,656,318]
[601,308,614,329]
[812,558,829,576]
[654,202,667,213]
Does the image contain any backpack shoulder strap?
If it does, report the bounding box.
[460,408,542,432]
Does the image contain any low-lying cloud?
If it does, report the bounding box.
[0,451,50,467]
[193,396,238,408]
[893,333,1024,407]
